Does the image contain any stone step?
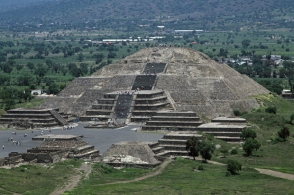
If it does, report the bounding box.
[133,102,169,110]
[156,150,189,157]
[80,116,109,122]
[203,131,241,137]
[154,112,197,117]
[150,116,201,121]
[86,110,112,115]
[197,127,244,132]
[160,145,187,151]
[131,111,157,116]
[214,136,242,142]
[158,139,187,145]
[131,116,151,120]
[163,133,203,140]
[1,113,53,118]
[75,145,95,154]
[135,96,167,101]
[211,117,246,123]
[142,125,199,131]
[145,121,203,127]
[74,150,100,159]
[151,146,164,154]
[92,104,113,110]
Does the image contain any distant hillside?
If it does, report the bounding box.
[0,0,51,12]
[0,0,294,30]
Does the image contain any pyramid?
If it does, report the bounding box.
[39,47,269,118]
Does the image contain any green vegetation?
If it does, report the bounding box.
[0,159,82,195]
[64,159,292,195]
[227,160,242,175]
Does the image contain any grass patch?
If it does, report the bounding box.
[0,160,80,195]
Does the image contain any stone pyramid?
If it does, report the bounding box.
[39,47,268,118]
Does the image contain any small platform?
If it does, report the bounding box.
[32,134,83,141]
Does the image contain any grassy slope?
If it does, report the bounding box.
[65,159,293,195]
[0,159,82,195]
[213,94,294,173]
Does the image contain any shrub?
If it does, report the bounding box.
[198,140,215,161]
[233,110,241,116]
[240,128,257,140]
[220,148,229,157]
[227,159,242,174]
[243,138,261,156]
[230,148,238,155]
[278,126,290,141]
[265,106,277,114]
[198,165,204,170]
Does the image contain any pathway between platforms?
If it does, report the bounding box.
[50,162,92,195]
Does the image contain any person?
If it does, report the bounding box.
[2,146,4,149]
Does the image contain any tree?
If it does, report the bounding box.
[198,140,215,161]
[186,136,200,160]
[240,128,257,140]
[243,138,261,156]
[227,160,242,174]
[26,62,35,71]
[278,126,290,141]
[77,52,84,62]
[241,39,251,49]
[265,106,276,114]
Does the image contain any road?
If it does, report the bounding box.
[0,123,164,158]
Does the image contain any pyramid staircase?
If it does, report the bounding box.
[143,62,167,74]
[131,75,157,90]
[49,109,69,126]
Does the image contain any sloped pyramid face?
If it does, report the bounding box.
[40,47,268,118]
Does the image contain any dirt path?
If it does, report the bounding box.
[255,168,294,181]
[50,162,92,195]
[99,158,173,186]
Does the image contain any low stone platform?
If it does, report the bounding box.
[197,121,247,142]
[211,117,246,124]
[32,134,83,141]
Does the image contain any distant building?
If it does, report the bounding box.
[31,89,43,95]
[281,89,292,98]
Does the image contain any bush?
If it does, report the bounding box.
[265,106,277,114]
[240,128,257,140]
[230,148,238,155]
[278,126,290,141]
[198,165,204,170]
[220,148,229,157]
[243,138,261,156]
[233,110,241,116]
[227,159,242,174]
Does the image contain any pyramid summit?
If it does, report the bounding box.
[39,47,269,119]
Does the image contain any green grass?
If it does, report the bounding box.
[65,159,293,195]
[14,98,44,109]
[0,159,81,195]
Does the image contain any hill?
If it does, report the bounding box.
[0,0,294,30]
